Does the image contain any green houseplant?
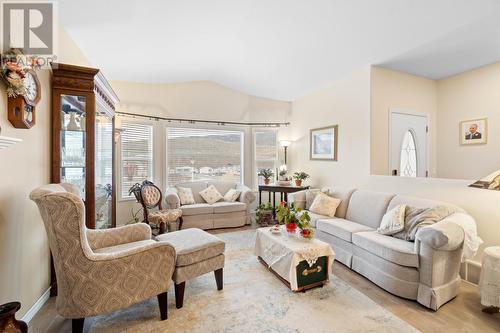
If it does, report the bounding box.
[276,201,313,238]
[293,171,310,187]
[255,202,274,226]
[258,168,274,185]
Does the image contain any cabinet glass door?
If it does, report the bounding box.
[95,107,113,229]
[60,94,86,199]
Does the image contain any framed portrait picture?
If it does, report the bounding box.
[310,125,338,161]
[460,118,487,145]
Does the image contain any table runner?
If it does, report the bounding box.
[254,226,335,290]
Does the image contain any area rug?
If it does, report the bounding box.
[87,229,419,333]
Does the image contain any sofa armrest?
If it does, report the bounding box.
[86,223,152,250]
[416,221,465,251]
[287,189,309,209]
[164,187,180,209]
[238,185,256,205]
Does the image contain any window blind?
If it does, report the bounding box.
[253,130,278,186]
[120,122,153,198]
[166,127,243,186]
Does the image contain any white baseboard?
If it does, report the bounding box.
[21,287,51,324]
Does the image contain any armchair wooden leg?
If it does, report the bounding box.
[174,282,186,309]
[157,292,168,320]
[159,222,166,234]
[214,268,223,290]
[178,216,183,230]
[72,318,84,333]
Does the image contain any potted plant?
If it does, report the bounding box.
[258,168,274,185]
[276,201,312,236]
[293,171,310,187]
[255,202,274,226]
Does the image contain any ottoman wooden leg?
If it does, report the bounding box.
[214,268,223,290]
[157,292,168,320]
[482,306,500,314]
[178,216,183,230]
[72,318,84,333]
[175,282,186,309]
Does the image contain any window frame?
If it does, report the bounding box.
[252,128,279,190]
[164,125,245,188]
[118,120,154,201]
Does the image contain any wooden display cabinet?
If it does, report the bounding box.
[51,63,119,229]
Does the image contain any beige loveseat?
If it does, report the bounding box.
[289,188,472,310]
[165,181,256,230]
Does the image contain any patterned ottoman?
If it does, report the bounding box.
[156,228,225,308]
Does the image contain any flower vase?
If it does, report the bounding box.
[295,180,302,187]
[0,302,27,333]
[264,179,271,185]
[285,222,297,233]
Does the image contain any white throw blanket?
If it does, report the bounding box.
[446,212,483,261]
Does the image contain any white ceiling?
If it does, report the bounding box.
[59,0,500,101]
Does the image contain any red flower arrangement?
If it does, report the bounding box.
[276,201,314,238]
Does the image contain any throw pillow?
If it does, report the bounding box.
[377,204,406,235]
[393,205,457,241]
[200,185,223,204]
[176,186,195,205]
[224,188,241,202]
[305,188,331,209]
[309,193,341,217]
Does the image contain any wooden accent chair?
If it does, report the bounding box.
[30,183,176,333]
[130,181,183,234]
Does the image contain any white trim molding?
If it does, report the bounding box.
[0,135,22,149]
[21,287,51,324]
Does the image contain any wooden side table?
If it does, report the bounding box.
[258,184,310,218]
[479,246,500,314]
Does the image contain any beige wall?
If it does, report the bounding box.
[287,67,371,188]
[0,27,90,317]
[371,67,438,176]
[436,62,500,179]
[110,80,291,225]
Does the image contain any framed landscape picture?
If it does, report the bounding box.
[310,125,338,161]
[460,118,487,145]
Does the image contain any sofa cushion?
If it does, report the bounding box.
[317,218,374,242]
[93,239,156,254]
[309,193,341,217]
[223,188,241,202]
[176,182,207,203]
[199,185,224,204]
[326,188,356,218]
[377,204,406,236]
[176,186,195,205]
[346,190,395,229]
[181,203,214,216]
[387,194,464,213]
[211,201,246,213]
[352,231,419,268]
[156,228,225,267]
[208,181,236,196]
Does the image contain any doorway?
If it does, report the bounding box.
[389,111,428,177]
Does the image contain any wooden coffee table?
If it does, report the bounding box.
[254,226,335,292]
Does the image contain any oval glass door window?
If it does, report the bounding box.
[400,130,417,177]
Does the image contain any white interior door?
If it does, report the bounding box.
[389,111,428,177]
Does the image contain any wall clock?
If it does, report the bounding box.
[8,70,41,129]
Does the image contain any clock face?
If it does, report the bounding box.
[24,72,39,105]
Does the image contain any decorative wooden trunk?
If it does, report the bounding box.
[295,256,329,291]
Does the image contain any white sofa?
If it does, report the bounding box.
[289,188,471,310]
[164,181,256,230]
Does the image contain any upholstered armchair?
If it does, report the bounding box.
[30,184,176,333]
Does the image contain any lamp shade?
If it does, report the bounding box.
[280,140,292,147]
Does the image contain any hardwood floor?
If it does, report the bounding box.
[29,226,500,332]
